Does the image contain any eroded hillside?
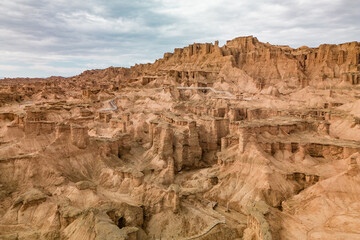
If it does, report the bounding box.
[0,36,360,240]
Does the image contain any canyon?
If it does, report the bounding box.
[0,36,360,239]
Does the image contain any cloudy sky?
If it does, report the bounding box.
[0,0,359,78]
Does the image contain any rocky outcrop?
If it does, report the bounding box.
[150,121,202,171]
[243,201,272,240]
[70,124,89,149]
[1,36,360,239]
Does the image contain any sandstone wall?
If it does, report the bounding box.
[150,122,202,171]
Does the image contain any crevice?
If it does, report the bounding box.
[117,217,126,229]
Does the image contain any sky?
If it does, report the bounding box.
[0,0,359,78]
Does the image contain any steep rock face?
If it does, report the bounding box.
[223,36,360,88]
[150,123,174,160]
[197,118,229,152]
[173,122,202,171]
[226,36,305,88]
[297,42,360,81]
[187,122,203,168]
[152,41,227,71]
[129,36,359,89]
[150,122,202,171]
[70,125,89,149]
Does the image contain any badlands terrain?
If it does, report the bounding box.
[0,36,360,240]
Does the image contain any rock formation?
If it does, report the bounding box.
[0,36,360,239]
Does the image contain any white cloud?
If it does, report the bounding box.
[58,11,147,34]
[0,64,22,71]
